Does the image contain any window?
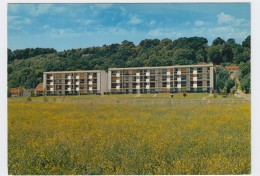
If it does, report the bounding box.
[112,83,117,88]
[162,69,167,74]
[150,76,155,81]
[198,74,203,79]
[162,82,167,87]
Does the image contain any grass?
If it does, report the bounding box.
[8,93,244,103]
[8,99,250,175]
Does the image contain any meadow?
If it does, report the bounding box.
[8,94,250,175]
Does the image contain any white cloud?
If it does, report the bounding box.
[76,19,95,26]
[43,25,50,29]
[147,28,183,38]
[28,4,53,16]
[120,7,126,15]
[8,16,32,30]
[149,20,156,25]
[217,12,249,27]
[129,15,142,25]
[195,20,205,27]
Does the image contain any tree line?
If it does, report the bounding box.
[8,36,251,93]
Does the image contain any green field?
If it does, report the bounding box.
[8,94,250,175]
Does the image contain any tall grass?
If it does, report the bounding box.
[8,102,250,175]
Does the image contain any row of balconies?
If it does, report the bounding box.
[47,86,97,92]
[112,76,210,83]
[112,84,210,90]
[47,75,94,80]
[47,81,97,86]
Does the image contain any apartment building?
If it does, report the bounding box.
[108,63,214,94]
[43,70,108,95]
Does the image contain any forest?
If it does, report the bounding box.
[7,36,251,93]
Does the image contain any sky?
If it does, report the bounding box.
[8,3,250,51]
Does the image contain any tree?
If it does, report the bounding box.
[234,46,250,64]
[225,78,235,93]
[8,49,14,63]
[239,61,250,80]
[238,61,250,93]
[222,44,234,63]
[216,67,230,91]
[242,35,250,48]
[240,75,250,93]
[207,45,223,64]
[173,48,195,65]
[212,37,225,46]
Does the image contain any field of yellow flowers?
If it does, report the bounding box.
[8,101,250,175]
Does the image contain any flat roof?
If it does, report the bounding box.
[108,63,213,71]
[43,70,104,74]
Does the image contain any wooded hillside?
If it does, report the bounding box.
[8,36,251,93]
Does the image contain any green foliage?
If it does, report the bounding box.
[173,48,195,65]
[212,37,225,46]
[242,36,250,48]
[8,48,57,63]
[225,78,235,93]
[7,36,250,92]
[234,46,250,64]
[239,61,251,93]
[207,45,223,64]
[215,67,229,92]
[240,75,250,93]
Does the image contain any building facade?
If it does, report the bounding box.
[43,70,108,95]
[108,63,214,93]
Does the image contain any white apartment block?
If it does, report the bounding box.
[43,70,108,95]
[108,63,214,94]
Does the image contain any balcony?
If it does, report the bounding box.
[146,79,150,83]
[116,85,120,90]
[177,78,181,81]
[116,80,120,83]
[146,85,150,89]
[89,81,93,85]
[146,72,150,76]
[76,76,80,79]
[193,70,197,74]
[177,71,181,75]
[116,73,120,77]
[167,78,171,82]
[193,77,198,81]
[76,82,80,85]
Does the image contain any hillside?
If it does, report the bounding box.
[7,36,251,93]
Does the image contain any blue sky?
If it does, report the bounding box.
[8,3,250,51]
